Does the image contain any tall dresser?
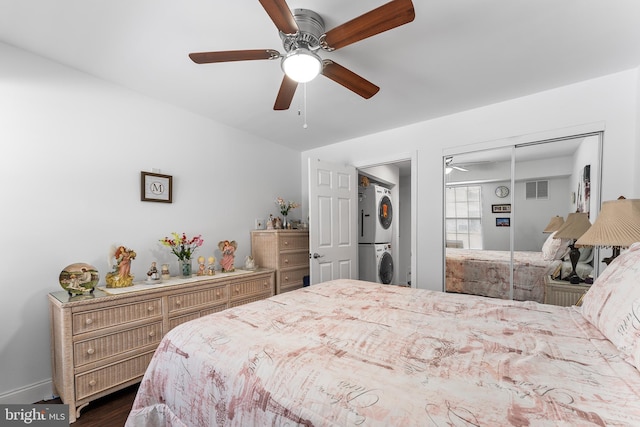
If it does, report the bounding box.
[251,229,309,294]
[49,269,274,422]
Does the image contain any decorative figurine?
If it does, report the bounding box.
[207,256,216,275]
[59,263,99,295]
[161,263,171,280]
[274,217,283,229]
[106,245,136,288]
[266,214,275,230]
[197,256,206,276]
[218,240,237,272]
[147,262,160,282]
[244,255,256,270]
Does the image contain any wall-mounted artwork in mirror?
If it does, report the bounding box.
[496,217,510,227]
[492,204,511,213]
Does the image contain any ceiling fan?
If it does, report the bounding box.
[445,157,469,174]
[188,0,415,110]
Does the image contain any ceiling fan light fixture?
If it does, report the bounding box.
[281,48,322,83]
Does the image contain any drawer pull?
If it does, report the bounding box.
[215,290,220,297]
[284,241,289,246]
[89,380,96,387]
[85,318,93,325]
[284,276,289,282]
[86,348,95,355]
[147,306,154,312]
[148,331,155,337]
[284,258,289,264]
[175,300,181,306]
[235,287,240,293]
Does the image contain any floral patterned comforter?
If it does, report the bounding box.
[446,248,561,302]
[126,279,640,426]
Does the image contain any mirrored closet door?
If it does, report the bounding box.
[444,133,602,303]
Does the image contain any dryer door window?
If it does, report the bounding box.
[378,252,394,284]
[378,196,392,230]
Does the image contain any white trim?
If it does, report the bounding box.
[443,122,606,157]
[0,379,55,404]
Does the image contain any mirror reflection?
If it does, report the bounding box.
[444,134,601,304]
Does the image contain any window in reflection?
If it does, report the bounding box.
[445,186,482,249]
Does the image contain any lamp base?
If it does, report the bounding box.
[603,246,621,265]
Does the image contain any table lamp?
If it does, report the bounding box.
[575,197,640,265]
[553,212,591,283]
[543,215,564,233]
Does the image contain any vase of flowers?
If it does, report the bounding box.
[275,197,300,229]
[160,232,204,277]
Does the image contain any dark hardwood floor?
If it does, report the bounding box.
[38,384,138,426]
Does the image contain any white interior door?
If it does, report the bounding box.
[308,158,357,284]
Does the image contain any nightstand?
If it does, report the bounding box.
[544,275,590,306]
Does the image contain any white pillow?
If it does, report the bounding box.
[541,232,570,261]
[581,242,640,368]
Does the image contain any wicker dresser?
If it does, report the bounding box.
[48,269,274,423]
[251,229,309,294]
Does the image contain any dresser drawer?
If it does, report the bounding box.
[72,299,162,334]
[74,322,163,367]
[229,276,273,302]
[279,251,309,269]
[278,233,309,251]
[278,267,308,291]
[168,304,227,330]
[168,286,227,313]
[75,351,155,400]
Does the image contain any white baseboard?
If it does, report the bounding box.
[0,379,56,404]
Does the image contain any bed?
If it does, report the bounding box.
[126,243,640,426]
[446,245,594,302]
[445,248,562,302]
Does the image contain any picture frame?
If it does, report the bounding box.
[492,204,511,213]
[496,217,510,227]
[141,171,172,203]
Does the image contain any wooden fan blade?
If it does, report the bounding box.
[322,0,415,51]
[274,75,298,110]
[259,0,298,35]
[189,50,280,64]
[321,60,380,99]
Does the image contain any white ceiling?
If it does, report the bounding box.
[2,1,640,152]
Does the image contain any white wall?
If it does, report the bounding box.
[0,43,303,403]
[302,68,640,293]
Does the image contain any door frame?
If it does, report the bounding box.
[353,151,417,288]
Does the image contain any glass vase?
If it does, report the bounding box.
[179,259,192,277]
[282,213,289,229]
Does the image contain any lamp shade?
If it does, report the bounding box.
[281,49,322,83]
[575,198,640,248]
[553,212,591,240]
[543,216,564,233]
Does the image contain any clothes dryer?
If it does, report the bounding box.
[359,184,393,244]
[359,243,394,284]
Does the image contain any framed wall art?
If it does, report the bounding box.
[141,171,172,203]
[492,204,511,213]
[496,217,510,227]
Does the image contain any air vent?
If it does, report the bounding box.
[525,180,549,199]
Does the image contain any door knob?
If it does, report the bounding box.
[312,253,324,259]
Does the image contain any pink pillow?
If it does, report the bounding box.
[541,232,570,261]
[581,242,640,368]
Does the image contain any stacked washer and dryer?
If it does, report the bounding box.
[358,184,394,284]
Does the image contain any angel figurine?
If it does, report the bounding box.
[218,240,237,272]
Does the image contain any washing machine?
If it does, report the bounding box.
[359,184,393,244]
[359,243,394,284]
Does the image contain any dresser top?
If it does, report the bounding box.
[49,268,274,306]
